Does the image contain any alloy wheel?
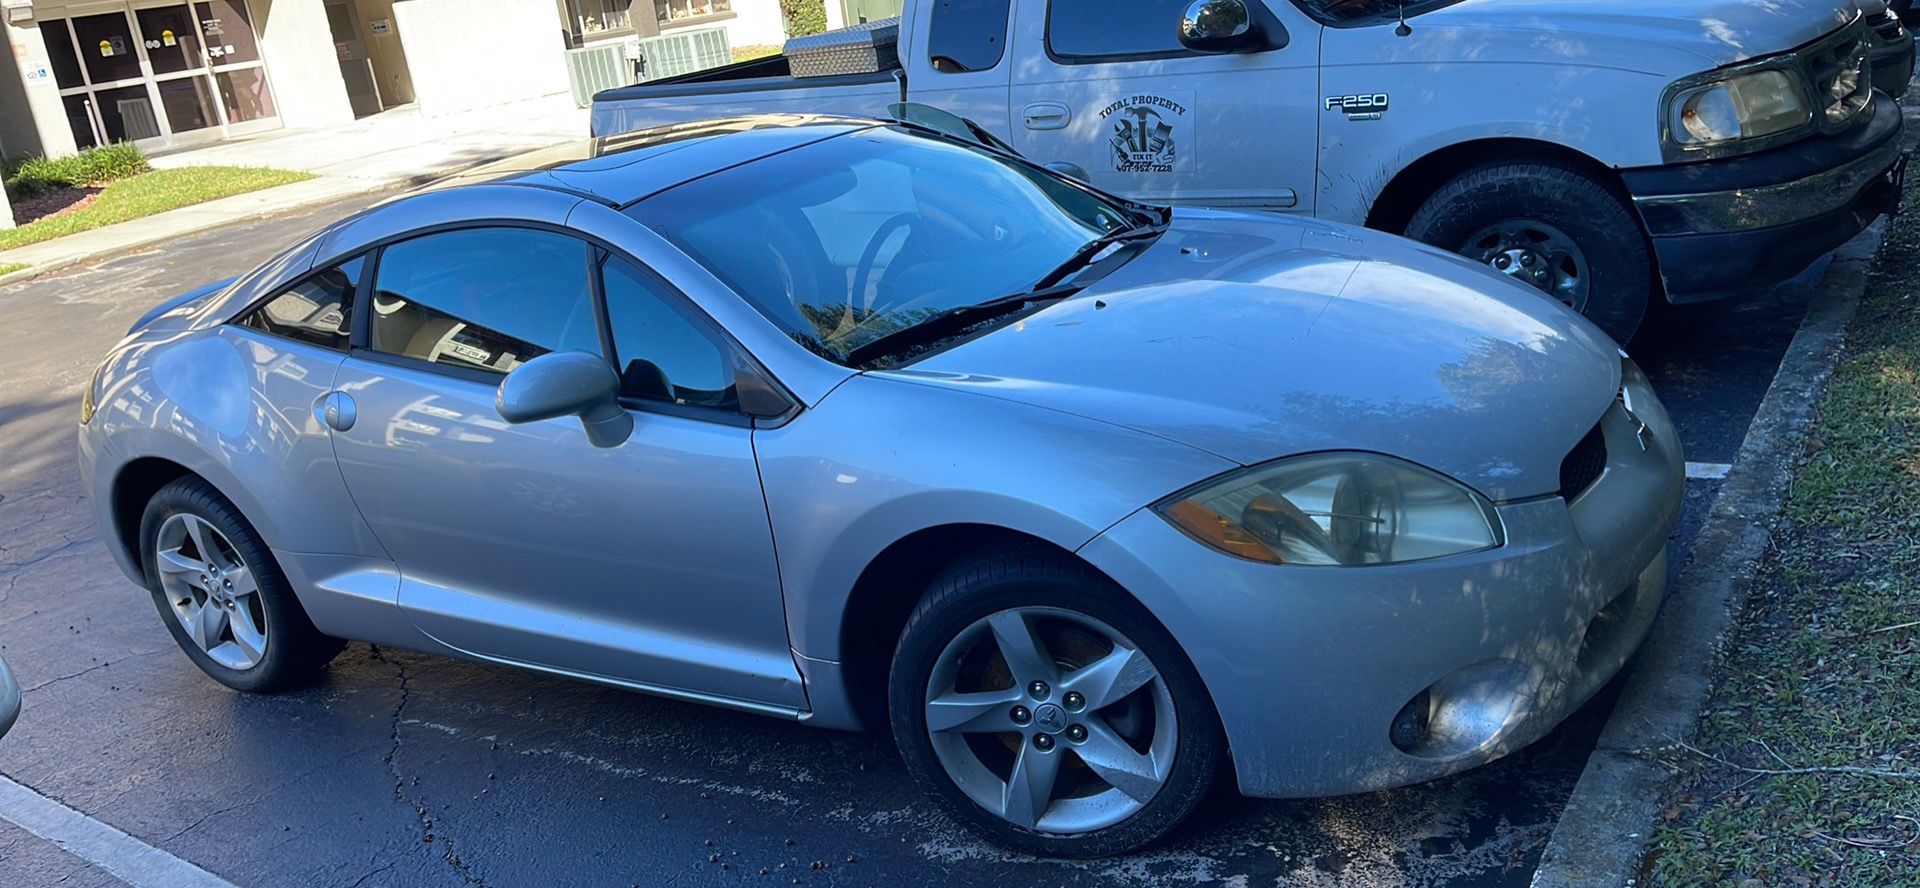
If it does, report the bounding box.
[154,513,270,670]
[1461,219,1591,311]
[922,607,1177,834]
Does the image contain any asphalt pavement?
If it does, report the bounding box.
[0,198,1841,888]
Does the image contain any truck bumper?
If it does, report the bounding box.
[1624,93,1907,305]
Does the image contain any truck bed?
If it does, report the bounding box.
[590,53,905,139]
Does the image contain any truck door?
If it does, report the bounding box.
[1006,0,1321,213]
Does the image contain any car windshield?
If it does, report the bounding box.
[1293,0,1460,23]
[625,126,1144,365]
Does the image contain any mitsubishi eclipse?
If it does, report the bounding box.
[78,115,1683,857]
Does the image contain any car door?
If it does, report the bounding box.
[325,225,805,711]
[1006,0,1321,212]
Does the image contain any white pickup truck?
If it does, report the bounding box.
[593,0,1913,341]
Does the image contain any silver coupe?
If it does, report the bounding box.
[79,113,1684,856]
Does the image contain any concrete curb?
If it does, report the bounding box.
[1530,229,1881,887]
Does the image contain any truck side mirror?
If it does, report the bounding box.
[496,351,633,448]
[1179,0,1281,54]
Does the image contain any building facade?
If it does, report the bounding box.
[0,0,793,162]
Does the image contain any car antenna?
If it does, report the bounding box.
[1394,1,1413,36]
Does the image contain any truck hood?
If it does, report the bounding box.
[882,211,1623,502]
[1420,0,1858,68]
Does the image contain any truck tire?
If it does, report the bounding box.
[1404,161,1653,344]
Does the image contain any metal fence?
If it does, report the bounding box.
[563,28,733,108]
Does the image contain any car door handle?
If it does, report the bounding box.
[318,391,357,432]
[1022,102,1072,130]
[1045,161,1091,181]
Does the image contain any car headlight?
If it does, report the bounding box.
[1155,453,1502,567]
[1666,69,1811,149]
[79,361,105,425]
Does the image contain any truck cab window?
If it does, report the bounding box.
[928,0,1011,72]
[1048,0,1191,58]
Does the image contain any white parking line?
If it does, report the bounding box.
[1685,462,1733,481]
[0,774,236,888]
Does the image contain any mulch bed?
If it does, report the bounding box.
[9,185,103,226]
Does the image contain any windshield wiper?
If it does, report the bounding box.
[1029,223,1167,292]
[843,283,1082,369]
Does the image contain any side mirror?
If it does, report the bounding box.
[0,656,18,741]
[496,351,634,449]
[1178,0,1271,53]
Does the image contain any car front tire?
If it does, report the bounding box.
[138,477,343,692]
[1404,160,1654,344]
[888,548,1223,858]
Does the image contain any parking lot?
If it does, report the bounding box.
[0,195,1856,887]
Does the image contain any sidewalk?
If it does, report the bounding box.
[0,93,588,284]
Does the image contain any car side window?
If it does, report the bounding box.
[1047,0,1190,58]
[367,228,599,375]
[238,257,363,350]
[928,0,1011,72]
[601,254,739,412]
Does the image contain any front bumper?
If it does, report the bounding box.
[1079,366,1685,799]
[1625,93,1907,305]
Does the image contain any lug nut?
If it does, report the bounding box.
[1028,681,1050,700]
[1065,724,1087,743]
[1493,256,1510,269]
[1032,734,1054,751]
[1063,691,1084,711]
[1010,705,1031,725]
[223,579,233,589]
[1521,253,1536,267]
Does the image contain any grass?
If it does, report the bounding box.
[0,262,24,276]
[731,43,782,63]
[1647,178,1920,885]
[4,143,147,200]
[0,166,311,252]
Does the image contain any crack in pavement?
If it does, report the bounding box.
[20,651,166,694]
[347,857,403,888]
[371,646,486,888]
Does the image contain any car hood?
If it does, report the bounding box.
[880,210,1623,502]
[1420,0,1858,68]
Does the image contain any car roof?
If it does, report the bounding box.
[424,114,880,207]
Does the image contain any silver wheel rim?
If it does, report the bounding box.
[154,514,269,671]
[1461,219,1591,311]
[924,607,1177,835]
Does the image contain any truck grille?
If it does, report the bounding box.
[1559,424,1608,504]
[1803,21,1874,127]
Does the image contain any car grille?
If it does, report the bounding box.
[1803,21,1875,128]
[1559,423,1608,504]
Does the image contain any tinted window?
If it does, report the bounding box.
[627,127,1135,366]
[928,0,1010,72]
[602,256,738,410]
[1048,0,1188,58]
[368,229,598,375]
[240,257,362,350]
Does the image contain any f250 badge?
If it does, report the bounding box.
[1325,93,1390,120]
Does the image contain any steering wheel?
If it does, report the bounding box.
[851,213,920,314]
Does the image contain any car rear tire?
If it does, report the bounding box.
[888,548,1223,858]
[138,477,343,692]
[1404,160,1653,344]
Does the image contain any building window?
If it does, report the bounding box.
[563,0,636,42]
[656,0,732,25]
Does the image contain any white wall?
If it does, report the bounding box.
[2,15,81,159]
[664,0,786,48]
[250,0,356,128]
[394,0,569,116]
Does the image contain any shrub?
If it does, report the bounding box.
[3,143,150,201]
[779,0,828,37]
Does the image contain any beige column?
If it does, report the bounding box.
[246,0,354,128]
[2,5,82,160]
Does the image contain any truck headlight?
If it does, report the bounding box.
[1666,69,1811,149]
[1155,454,1502,566]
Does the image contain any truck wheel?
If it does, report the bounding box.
[889,549,1223,858]
[1404,161,1652,343]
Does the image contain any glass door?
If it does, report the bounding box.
[133,1,221,141]
[194,0,279,133]
[41,2,166,149]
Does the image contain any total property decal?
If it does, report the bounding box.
[1098,92,1193,174]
